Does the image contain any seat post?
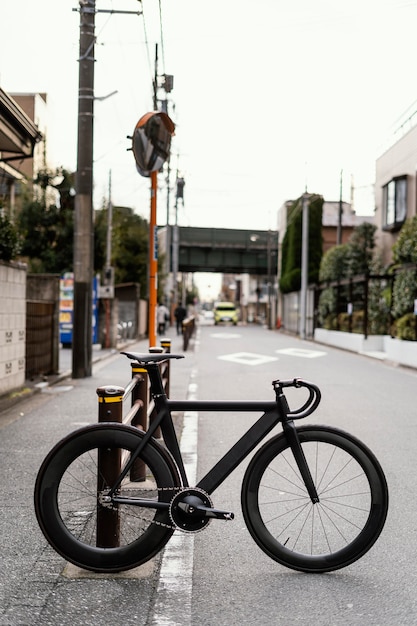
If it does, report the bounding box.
[146,362,166,397]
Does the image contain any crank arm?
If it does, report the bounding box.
[178,502,234,520]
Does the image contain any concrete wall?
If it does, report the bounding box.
[0,261,26,396]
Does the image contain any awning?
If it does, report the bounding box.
[0,87,42,161]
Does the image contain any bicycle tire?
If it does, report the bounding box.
[34,423,182,573]
[241,425,388,573]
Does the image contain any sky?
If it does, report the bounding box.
[2,0,417,237]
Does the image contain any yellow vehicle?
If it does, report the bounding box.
[214,302,239,325]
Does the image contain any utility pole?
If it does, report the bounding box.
[72,0,96,378]
[172,184,179,306]
[103,170,114,349]
[300,193,309,340]
[337,169,343,246]
[72,2,141,377]
[152,44,175,310]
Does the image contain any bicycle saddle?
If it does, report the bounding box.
[121,351,184,364]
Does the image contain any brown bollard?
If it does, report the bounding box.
[96,385,124,547]
[130,364,148,482]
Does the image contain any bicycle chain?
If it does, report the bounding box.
[121,486,182,530]
[117,486,214,531]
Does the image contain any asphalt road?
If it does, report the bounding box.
[1,323,416,625]
[176,323,416,626]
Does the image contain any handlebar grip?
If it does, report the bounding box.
[273,378,321,420]
[288,379,321,419]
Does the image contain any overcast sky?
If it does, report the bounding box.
[1,0,417,232]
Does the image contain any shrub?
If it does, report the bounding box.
[0,213,20,261]
[391,268,417,320]
[392,215,417,264]
[392,313,417,341]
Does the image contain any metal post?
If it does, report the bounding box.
[149,171,158,347]
[96,384,124,547]
[300,194,309,340]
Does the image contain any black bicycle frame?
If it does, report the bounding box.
[167,398,279,494]
[109,359,319,505]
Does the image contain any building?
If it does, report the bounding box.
[277,197,374,281]
[374,112,417,266]
[0,89,46,219]
[321,201,374,253]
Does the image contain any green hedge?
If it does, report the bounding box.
[279,194,323,294]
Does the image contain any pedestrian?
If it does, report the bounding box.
[174,303,187,334]
[157,302,170,335]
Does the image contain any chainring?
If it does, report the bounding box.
[169,487,213,533]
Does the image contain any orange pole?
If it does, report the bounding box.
[149,170,158,347]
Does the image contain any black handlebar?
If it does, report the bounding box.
[272,378,321,420]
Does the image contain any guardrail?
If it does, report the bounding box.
[95,339,172,547]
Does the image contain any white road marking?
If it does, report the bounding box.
[151,362,200,625]
[276,348,327,359]
[150,400,198,626]
[210,333,241,339]
[218,352,279,366]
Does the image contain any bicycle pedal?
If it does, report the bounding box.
[197,505,234,521]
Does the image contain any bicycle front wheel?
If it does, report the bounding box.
[241,425,388,573]
[34,423,181,573]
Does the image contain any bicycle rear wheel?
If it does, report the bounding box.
[34,423,181,573]
[241,425,388,573]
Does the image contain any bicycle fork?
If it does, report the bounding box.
[282,419,320,504]
[275,386,320,504]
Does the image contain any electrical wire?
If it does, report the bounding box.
[158,0,166,74]
[141,1,157,96]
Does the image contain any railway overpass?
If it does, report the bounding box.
[163,226,278,275]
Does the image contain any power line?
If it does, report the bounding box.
[158,0,166,74]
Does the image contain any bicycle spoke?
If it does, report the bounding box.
[242,426,388,572]
[252,434,376,559]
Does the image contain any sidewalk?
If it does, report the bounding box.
[0,331,192,417]
[0,330,195,626]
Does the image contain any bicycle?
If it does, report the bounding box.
[34,351,389,574]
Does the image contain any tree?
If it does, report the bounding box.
[95,205,149,298]
[345,222,376,277]
[17,169,75,273]
[317,244,350,328]
[317,221,383,331]
[0,213,20,261]
[319,243,350,282]
[389,216,417,327]
[392,215,417,264]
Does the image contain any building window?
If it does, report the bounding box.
[382,176,407,231]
